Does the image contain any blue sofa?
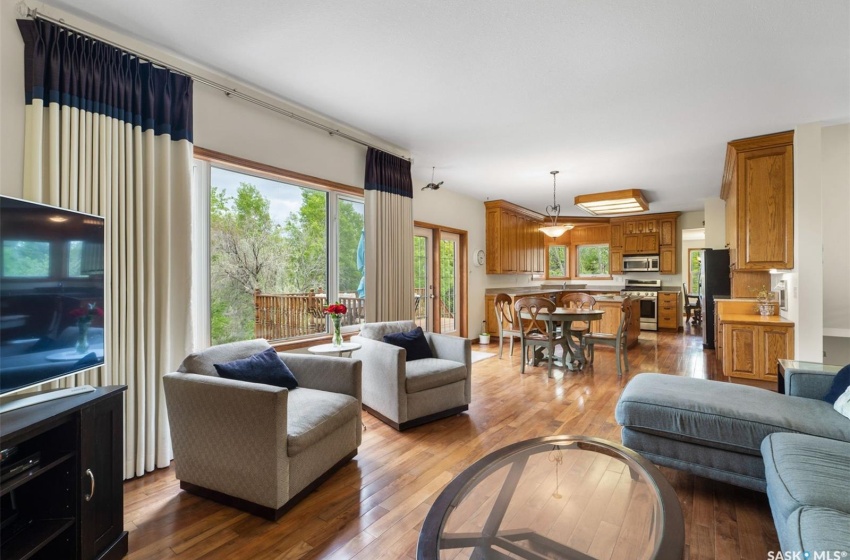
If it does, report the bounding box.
[615,366,850,553]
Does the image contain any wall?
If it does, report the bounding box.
[821,124,850,340]
[703,198,726,250]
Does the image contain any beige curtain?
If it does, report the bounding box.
[19,19,194,478]
[364,148,415,322]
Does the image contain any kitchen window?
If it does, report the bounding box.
[576,244,610,277]
[547,245,569,278]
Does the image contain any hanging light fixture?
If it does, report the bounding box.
[539,171,574,238]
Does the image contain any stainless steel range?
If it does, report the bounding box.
[621,279,662,331]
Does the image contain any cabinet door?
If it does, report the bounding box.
[625,221,636,234]
[610,249,623,274]
[485,295,497,335]
[646,219,658,233]
[502,212,516,272]
[623,234,639,254]
[486,208,500,273]
[595,303,620,336]
[737,145,794,269]
[660,247,675,275]
[723,324,759,379]
[660,218,675,246]
[636,221,645,233]
[518,216,527,273]
[657,293,678,329]
[80,392,124,560]
[640,233,659,254]
[610,223,623,248]
[760,326,793,380]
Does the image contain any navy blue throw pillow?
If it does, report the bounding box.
[823,364,850,405]
[383,327,433,362]
[214,347,298,390]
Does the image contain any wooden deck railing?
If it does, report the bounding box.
[254,290,365,340]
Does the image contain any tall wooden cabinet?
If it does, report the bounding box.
[485,201,545,274]
[721,131,794,271]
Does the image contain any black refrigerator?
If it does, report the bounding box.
[700,249,731,349]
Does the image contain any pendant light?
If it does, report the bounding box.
[539,171,574,238]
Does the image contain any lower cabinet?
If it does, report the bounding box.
[657,292,679,330]
[721,321,794,382]
[593,300,640,348]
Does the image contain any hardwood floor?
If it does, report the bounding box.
[124,328,779,559]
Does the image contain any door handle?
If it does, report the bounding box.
[84,468,95,502]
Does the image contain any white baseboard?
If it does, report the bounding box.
[823,328,850,338]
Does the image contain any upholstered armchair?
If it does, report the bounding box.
[351,321,471,430]
[163,338,362,520]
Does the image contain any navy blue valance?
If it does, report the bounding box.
[18,19,193,142]
[365,148,413,199]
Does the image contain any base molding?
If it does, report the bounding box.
[363,404,468,431]
[179,450,357,521]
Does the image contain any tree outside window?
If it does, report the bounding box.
[576,244,610,277]
[548,245,568,278]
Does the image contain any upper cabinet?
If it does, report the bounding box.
[721,131,794,271]
[485,201,545,274]
[610,212,679,274]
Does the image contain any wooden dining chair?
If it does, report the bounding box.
[683,283,702,325]
[559,292,597,344]
[513,297,568,378]
[581,296,632,377]
[493,294,521,359]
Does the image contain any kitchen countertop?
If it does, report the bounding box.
[484,285,623,295]
[719,313,795,326]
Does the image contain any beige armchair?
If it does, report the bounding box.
[351,321,471,431]
[163,338,362,520]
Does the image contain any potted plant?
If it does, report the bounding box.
[479,321,491,345]
[752,285,776,316]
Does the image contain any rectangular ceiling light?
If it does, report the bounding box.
[574,189,649,216]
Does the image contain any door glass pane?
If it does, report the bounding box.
[210,166,327,344]
[440,238,457,333]
[414,235,428,330]
[338,199,365,327]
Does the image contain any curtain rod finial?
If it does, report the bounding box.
[16,1,31,18]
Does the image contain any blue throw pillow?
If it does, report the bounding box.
[214,347,298,390]
[823,364,850,405]
[383,326,433,362]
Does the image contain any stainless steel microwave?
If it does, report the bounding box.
[623,255,660,272]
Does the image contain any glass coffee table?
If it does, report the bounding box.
[418,435,684,560]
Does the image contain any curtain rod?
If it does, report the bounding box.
[19,3,412,162]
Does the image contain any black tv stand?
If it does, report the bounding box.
[0,386,128,560]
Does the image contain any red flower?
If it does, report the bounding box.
[324,302,347,315]
[70,307,88,318]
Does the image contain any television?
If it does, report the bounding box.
[0,196,105,401]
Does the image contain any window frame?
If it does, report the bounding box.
[545,244,570,279]
[192,149,366,350]
[575,243,611,279]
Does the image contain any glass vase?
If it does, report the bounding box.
[332,315,343,347]
[76,320,91,354]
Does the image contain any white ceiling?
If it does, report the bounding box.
[44,0,850,215]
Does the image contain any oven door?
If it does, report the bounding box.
[639,297,658,330]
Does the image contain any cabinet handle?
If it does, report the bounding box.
[85,468,95,502]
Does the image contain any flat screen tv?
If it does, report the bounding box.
[0,196,105,396]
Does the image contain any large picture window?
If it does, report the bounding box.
[201,161,365,345]
[576,244,610,277]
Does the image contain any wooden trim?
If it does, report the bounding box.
[194,146,363,196]
[415,222,469,338]
[414,220,466,236]
[483,200,544,221]
[459,232,468,338]
[728,130,794,152]
[179,450,357,521]
[363,404,469,431]
[609,211,680,223]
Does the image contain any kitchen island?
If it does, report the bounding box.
[484,287,641,349]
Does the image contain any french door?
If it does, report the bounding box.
[413,224,467,336]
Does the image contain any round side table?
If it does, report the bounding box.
[307,342,361,358]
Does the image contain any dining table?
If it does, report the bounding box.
[518,307,605,371]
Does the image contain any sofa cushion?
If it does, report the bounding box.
[214,347,298,390]
[615,374,850,456]
[783,506,850,555]
[287,387,359,457]
[405,358,467,394]
[179,339,271,376]
[823,364,850,404]
[383,327,433,361]
[359,321,417,342]
[762,433,850,522]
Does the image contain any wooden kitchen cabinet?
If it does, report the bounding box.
[639,233,659,254]
[610,212,678,273]
[657,292,679,330]
[721,316,794,382]
[485,201,545,274]
[721,131,794,270]
[593,299,640,349]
